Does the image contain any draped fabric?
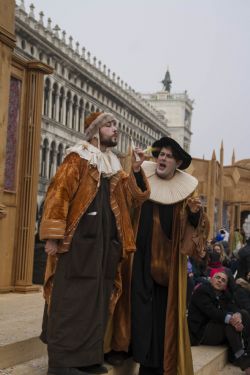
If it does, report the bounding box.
[132,199,209,375]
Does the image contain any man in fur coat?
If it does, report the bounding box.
[131,137,209,375]
[39,112,150,375]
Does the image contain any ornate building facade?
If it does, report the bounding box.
[142,69,193,152]
[14,1,171,207]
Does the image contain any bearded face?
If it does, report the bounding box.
[99,120,118,148]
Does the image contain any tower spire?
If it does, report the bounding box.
[231,149,236,165]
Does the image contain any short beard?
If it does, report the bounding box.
[100,138,117,148]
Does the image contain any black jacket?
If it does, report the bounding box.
[234,278,250,314]
[188,282,238,345]
[237,240,250,279]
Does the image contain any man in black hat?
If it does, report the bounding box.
[131,137,209,375]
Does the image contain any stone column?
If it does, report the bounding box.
[122,133,126,154]
[46,87,52,118]
[68,100,73,129]
[79,106,85,133]
[55,93,60,122]
[61,94,66,125]
[125,135,130,154]
[52,147,57,177]
[75,104,79,131]
[45,143,50,179]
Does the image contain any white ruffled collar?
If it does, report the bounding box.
[142,160,198,204]
[66,141,122,177]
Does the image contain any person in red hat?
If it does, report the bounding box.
[131,137,209,375]
[39,112,150,375]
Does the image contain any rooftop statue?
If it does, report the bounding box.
[162,69,172,92]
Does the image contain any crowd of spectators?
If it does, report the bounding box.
[187,227,250,374]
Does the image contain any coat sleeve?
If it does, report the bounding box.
[234,287,250,312]
[39,153,84,240]
[245,255,250,275]
[180,203,210,259]
[191,288,228,323]
[123,169,150,209]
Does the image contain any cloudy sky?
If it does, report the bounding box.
[22,0,250,164]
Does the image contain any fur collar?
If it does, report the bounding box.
[66,141,122,177]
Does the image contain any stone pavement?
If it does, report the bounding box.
[0,291,246,374]
[0,356,139,375]
[0,291,44,347]
[219,364,244,374]
[0,355,245,375]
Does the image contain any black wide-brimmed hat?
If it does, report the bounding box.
[151,137,192,170]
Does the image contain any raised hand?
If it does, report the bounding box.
[132,147,145,173]
[187,196,202,213]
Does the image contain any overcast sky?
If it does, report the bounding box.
[22,0,250,165]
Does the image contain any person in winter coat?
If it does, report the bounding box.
[188,268,250,375]
[208,242,231,272]
[237,238,250,279]
[39,112,150,375]
[131,137,209,375]
[234,272,250,315]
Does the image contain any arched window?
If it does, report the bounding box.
[78,99,84,132]
[44,78,51,116]
[49,141,56,178]
[72,95,78,130]
[59,87,65,124]
[65,91,71,127]
[41,138,49,177]
[57,143,64,167]
[84,102,90,123]
[51,83,58,120]
[90,104,95,113]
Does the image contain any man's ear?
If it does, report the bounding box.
[177,160,183,168]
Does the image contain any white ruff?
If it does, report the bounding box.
[65,141,122,177]
[142,160,198,204]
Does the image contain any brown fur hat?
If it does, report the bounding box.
[84,112,116,141]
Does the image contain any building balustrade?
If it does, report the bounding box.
[15,1,167,133]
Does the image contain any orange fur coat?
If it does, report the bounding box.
[39,152,150,308]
